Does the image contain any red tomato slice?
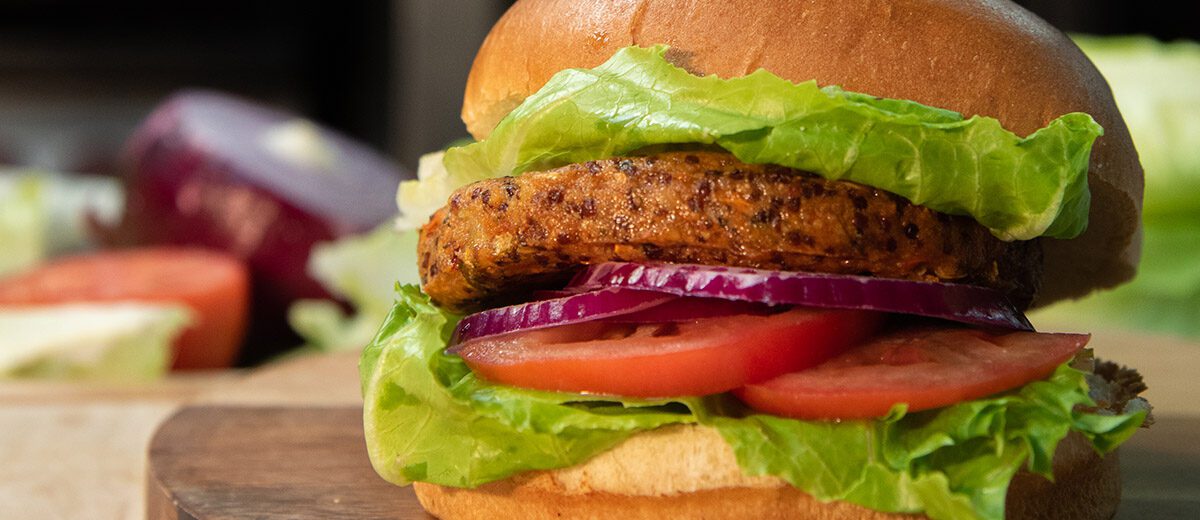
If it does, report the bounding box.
[455,308,884,398]
[736,327,1089,420]
[0,248,249,370]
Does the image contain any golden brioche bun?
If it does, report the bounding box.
[414,425,1120,520]
[460,0,1144,306]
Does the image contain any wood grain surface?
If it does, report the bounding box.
[0,352,358,520]
[0,374,236,520]
[146,405,1200,520]
[148,406,428,520]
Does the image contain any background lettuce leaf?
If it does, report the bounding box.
[1033,36,1200,338]
[395,151,455,232]
[413,46,1101,241]
[0,169,125,277]
[1,303,189,381]
[0,174,45,277]
[362,288,1145,520]
[1071,36,1200,219]
[289,225,420,351]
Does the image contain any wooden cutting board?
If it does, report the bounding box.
[147,406,1200,520]
[147,406,427,520]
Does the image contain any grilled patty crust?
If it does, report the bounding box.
[419,152,1042,313]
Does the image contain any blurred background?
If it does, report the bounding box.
[0,1,507,176]
[4,0,1196,174]
[0,0,1197,377]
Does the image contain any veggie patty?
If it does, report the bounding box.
[419,152,1042,312]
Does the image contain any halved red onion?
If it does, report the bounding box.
[105,91,408,360]
[568,262,1033,331]
[450,287,674,346]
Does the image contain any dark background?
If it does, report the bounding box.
[0,0,1191,175]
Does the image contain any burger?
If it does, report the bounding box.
[361,1,1151,519]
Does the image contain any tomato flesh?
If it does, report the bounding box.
[736,327,1089,420]
[456,308,884,398]
[0,248,250,370]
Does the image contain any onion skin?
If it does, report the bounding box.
[569,262,1033,332]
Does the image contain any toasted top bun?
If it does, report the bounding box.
[460,0,1144,306]
[414,425,1121,519]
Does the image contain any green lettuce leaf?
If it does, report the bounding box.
[0,174,45,277]
[361,287,1145,520]
[289,225,420,351]
[1,303,189,381]
[407,46,1101,241]
[361,285,696,486]
[0,169,126,277]
[395,151,455,232]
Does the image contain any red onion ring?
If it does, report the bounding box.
[568,262,1033,331]
[450,287,674,346]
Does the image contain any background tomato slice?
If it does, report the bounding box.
[455,308,883,398]
[0,248,249,370]
[736,327,1089,420]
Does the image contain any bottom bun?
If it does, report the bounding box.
[413,425,1120,520]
